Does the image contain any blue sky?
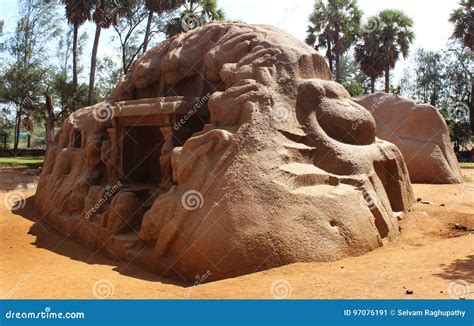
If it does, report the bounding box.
[0,0,461,83]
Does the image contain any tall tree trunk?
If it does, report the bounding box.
[88,26,101,106]
[122,44,128,75]
[143,10,153,53]
[72,23,79,93]
[45,94,55,146]
[470,76,474,133]
[370,76,375,93]
[13,106,21,152]
[326,38,333,76]
[26,134,31,148]
[335,49,340,83]
[384,66,390,93]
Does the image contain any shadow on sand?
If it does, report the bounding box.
[434,254,474,283]
[12,195,188,287]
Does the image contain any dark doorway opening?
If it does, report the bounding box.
[72,131,82,148]
[122,126,163,184]
[374,159,404,212]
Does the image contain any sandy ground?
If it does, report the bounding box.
[0,168,473,299]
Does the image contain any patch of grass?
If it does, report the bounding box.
[0,156,44,168]
[460,162,474,168]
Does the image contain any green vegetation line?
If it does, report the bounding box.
[0,156,45,168]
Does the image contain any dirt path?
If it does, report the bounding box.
[1,169,472,299]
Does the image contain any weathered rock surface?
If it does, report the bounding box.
[354,93,463,184]
[35,23,415,282]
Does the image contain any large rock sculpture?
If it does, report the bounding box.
[35,23,415,282]
[354,93,463,184]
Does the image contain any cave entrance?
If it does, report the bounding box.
[122,126,163,185]
[374,159,404,212]
[71,130,82,148]
[113,96,210,186]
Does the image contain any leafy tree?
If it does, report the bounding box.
[402,46,472,148]
[403,49,446,107]
[0,0,61,151]
[445,112,471,153]
[449,0,473,51]
[445,45,473,135]
[354,47,383,93]
[449,0,473,132]
[367,9,415,93]
[88,0,133,105]
[306,0,362,82]
[0,64,48,150]
[50,72,89,121]
[52,25,88,117]
[338,50,370,92]
[354,17,386,93]
[0,106,15,148]
[143,0,181,52]
[389,84,401,95]
[113,2,149,74]
[95,56,122,100]
[343,80,364,97]
[62,0,92,94]
[112,2,169,74]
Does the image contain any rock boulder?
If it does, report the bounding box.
[354,93,463,184]
[35,23,415,281]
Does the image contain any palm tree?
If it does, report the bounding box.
[143,0,182,53]
[449,0,473,132]
[354,17,385,93]
[165,0,225,38]
[306,0,362,83]
[370,10,415,93]
[88,0,131,105]
[449,0,473,51]
[62,0,92,94]
[355,48,383,93]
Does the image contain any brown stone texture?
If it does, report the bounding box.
[35,23,415,282]
[354,93,463,184]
